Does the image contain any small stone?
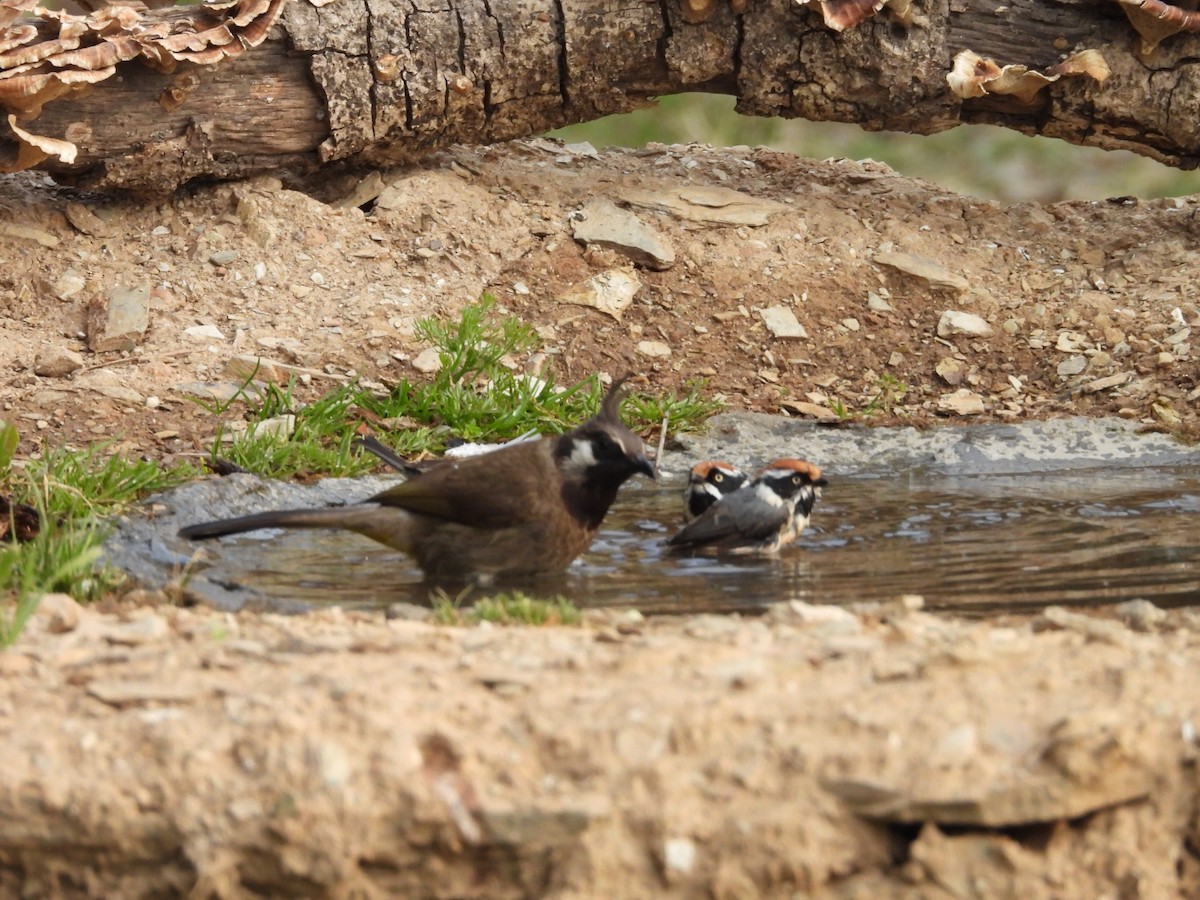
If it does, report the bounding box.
[1041,606,1132,647]
[251,415,295,440]
[1156,351,1175,367]
[1056,355,1088,377]
[87,680,199,707]
[636,340,671,359]
[937,310,993,338]
[208,250,238,266]
[90,383,144,404]
[87,283,150,352]
[866,291,894,312]
[386,603,434,622]
[876,251,970,293]
[1002,318,1021,335]
[183,324,227,342]
[1081,372,1131,394]
[1055,331,1087,352]
[559,269,641,320]
[663,838,697,875]
[64,202,112,237]
[33,347,84,377]
[54,269,87,300]
[102,613,169,646]
[759,306,808,339]
[780,400,838,422]
[571,198,675,270]
[937,388,985,416]
[1113,599,1167,632]
[34,592,84,633]
[411,348,443,373]
[935,357,966,386]
[841,317,861,332]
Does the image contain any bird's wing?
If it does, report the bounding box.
[364,439,549,528]
[667,490,789,547]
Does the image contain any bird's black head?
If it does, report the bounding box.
[554,376,655,528]
[757,458,826,518]
[685,460,749,520]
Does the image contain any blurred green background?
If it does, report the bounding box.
[552,93,1200,203]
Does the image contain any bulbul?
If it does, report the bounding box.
[179,377,656,580]
[682,460,748,521]
[666,458,826,555]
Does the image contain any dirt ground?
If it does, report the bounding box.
[2,140,1200,896]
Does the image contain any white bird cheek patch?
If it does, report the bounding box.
[564,439,598,474]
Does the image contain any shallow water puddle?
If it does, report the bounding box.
[198,466,1200,615]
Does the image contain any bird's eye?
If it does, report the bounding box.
[791,475,802,485]
[713,473,724,483]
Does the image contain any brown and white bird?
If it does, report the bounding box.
[179,377,656,580]
[667,458,826,555]
[682,460,748,521]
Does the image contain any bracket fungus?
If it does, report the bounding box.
[0,0,288,172]
[1117,0,1200,55]
[793,0,913,32]
[947,50,1111,105]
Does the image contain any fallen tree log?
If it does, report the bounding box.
[2,0,1199,192]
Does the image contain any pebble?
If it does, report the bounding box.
[759,305,808,339]
[87,283,150,352]
[1113,599,1167,632]
[183,324,227,342]
[866,291,894,312]
[934,357,966,386]
[570,198,675,270]
[937,310,993,338]
[54,269,87,300]
[33,347,84,377]
[559,269,641,321]
[1056,355,1088,377]
[1041,606,1132,647]
[636,340,672,359]
[102,612,170,646]
[876,250,970,293]
[663,837,697,875]
[936,388,985,416]
[34,592,84,633]
[411,347,443,373]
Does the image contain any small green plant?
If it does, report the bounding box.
[210,295,723,479]
[862,373,909,417]
[1,425,194,646]
[829,398,851,420]
[430,587,581,626]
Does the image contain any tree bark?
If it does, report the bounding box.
[3,0,1199,192]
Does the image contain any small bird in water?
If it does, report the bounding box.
[682,460,748,521]
[666,458,826,555]
[179,377,656,580]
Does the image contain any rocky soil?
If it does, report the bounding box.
[2,139,1200,896]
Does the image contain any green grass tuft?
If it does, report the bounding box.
[210,294,723,480]
[1,426,195,646]
[430,587,581,627]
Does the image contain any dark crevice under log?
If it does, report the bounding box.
[4,0,1199,192]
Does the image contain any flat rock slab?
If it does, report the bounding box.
[676,413,1200,477]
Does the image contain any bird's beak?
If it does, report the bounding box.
[635,455,657,479]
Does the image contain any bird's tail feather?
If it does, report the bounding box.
[178,505,414,552]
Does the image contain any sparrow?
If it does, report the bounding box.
[666,458,826,555]
[682,460,748,521]
[179,377,656,580]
